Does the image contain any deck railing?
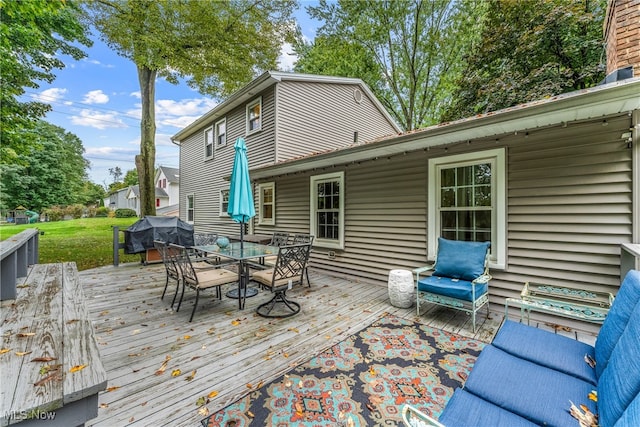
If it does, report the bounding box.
[0,228,39,301]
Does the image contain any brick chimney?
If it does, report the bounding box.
[604,0,640,78]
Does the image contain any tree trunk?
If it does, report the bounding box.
[136,65,157,218]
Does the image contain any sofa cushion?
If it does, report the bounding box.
[595,270,640,378]
[492,320,597,385]
[432,238,490,281]
[417,276,487,302]
[439,389,538,427]
[598,298,640,427]
[464,345,596,427]
[614,390,640,427]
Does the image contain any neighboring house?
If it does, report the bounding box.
[125,185,176,217]
[104,187,131,212]
[155,166,180,214]
[172,71,402,234]
[245,1,640,333]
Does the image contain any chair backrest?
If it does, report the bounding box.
[270,232,290,246]
[194,232,218,246]
[154,240,179,276]
[270,243,311,288]
[168,244,198,286]
[433,237,490,281]
[292,233,314,245]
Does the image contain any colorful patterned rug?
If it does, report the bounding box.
[202,313,485,426]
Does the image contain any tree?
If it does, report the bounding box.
[294,0,485,130]
[0,121,90,212]
[0,0,91,163]
[108,166,123,183]
[123,168,138,186]
[442,0,606,121]
[85,0,296,218]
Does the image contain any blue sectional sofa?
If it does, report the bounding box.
[405,270,640,427]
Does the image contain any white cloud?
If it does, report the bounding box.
[31,88,67,103]
[70,109,128,130]
[130,91,141,99]
[83,90,109,104]
[278,42,298,71]
[127,97,218,130]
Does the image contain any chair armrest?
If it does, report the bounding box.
[413,264,435,282]
[472,273,492,285]
[401,404,445,427]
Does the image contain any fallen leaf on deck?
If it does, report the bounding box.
[185,370,196,381]
[369,366,376,375]
[246,383,253,389]
[183,335,191,340]
[99,403,109,408]
[34,372,61,386]
[106,386,120,392]
[231,320,240,326]
[288,327,299,333]
[191,355,202,361]
[141,402,147,406]
[256,380,263,388]
[171,369,181,377]
[66,319,79,325]
[246,410,254,418]
[207,390,219,399]
[0,348,10,355]
[129,417,134,423]
[31,357,57,362]
[15,351,32,356]
[198,406,209,417]
[99,310,109,316]
[17,332,36,337]
[70,364,87,373]
[206,327,215,335]
[295,401,304,415]
[154,355,171,375]
[196,396,206,406]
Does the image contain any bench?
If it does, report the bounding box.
[403,269,640,427]
[0,262,107,426]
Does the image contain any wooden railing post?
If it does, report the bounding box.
[0,228,39,301]
[113,226,120,267]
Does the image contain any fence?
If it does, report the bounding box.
[0,228,39,300]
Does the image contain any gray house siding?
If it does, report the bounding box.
[254,111,635,333]
[275,81,399,161]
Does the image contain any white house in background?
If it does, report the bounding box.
[105,166,180,216]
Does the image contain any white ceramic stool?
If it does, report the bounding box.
[388,269,414,308]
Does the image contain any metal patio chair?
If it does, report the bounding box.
[154,240,181,308]
[263,231,291,267]
[291,233,314,287]
[252,243,311,318]
[169,243,238,322]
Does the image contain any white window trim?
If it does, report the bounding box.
[246,97,262,134]
[186,193,195,224]
[427,148,506,269]
[258,182,275,225]
[204,126,214,160]
[310,171,345,250]
[215,118,226,147]
[219,189,229,217]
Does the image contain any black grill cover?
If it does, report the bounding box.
[123,216,194,254]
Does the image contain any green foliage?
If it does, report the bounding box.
[85,0,296,218]
[41,206,65,222]
[294,0,485,130]
[65,204,85,219]
[115,208,137,218]
[442,0,606,121]
[123,168,138,186]
[0,0,91,163]
[96,206,110,217]
[0,121,89,212]
[0,218,140,270]
[78,181,106,207]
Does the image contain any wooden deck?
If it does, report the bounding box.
[78,263,595,426]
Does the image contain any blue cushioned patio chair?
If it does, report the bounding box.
[414,237,491,332]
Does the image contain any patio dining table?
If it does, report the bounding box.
[191,241,278,309]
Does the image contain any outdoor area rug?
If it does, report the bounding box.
[202,313,485,426]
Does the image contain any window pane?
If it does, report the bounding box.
[441,188,455,207]
[441,169,455,187]
[458,211,472,229]
[263,205,272,219]
[263,188,272,203]
[457,166,473,185]
[441,212,456,228]
[457,187,472,207]
[475,210,491,229]
[474,163,491,184]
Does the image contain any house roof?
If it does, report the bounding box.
[156,166,179,183]
[251,78,640,180]
[127,185,168,198]
[171,71,402,142]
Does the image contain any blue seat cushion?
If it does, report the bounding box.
[432,238,490,281]
[417,276,487,302]
[595,270,640,377]
[464,345,596,427]
[614,390,640,427]
[598,298,640,427]
[439,389,538,427]
[492,320,597,385]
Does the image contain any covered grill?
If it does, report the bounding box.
[123,216,194,254]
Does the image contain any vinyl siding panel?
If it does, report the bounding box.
[275,81,398,162]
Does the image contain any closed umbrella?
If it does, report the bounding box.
[227,137,257,300]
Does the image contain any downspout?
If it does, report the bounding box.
[632,109,640,243]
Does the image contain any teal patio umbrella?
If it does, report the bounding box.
[227,137,256,250]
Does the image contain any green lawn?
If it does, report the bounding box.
[0,217,141,270]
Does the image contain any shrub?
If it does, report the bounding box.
[115,208,137,218]
[42,206,64,222]
[96,207,110,217]
[85,206,97,218]
[65,204,84,219]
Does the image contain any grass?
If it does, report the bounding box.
[0,217,142,270]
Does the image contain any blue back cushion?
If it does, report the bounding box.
[614,390,640,427]
[595,270,640,377]
[433,238,490,282]
[598,298,640,427]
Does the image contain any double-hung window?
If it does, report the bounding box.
[215,118,226,147]
[428,148,506,268]
[219,189,229,217]
[186,194,195,224]
[204,127,214,160]
[258,182,275,225]
[246,98,261,134]
[310,172,344,249]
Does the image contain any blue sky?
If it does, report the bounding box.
[30,2,322,187]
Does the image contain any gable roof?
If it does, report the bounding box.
[156,166,179,183]
[171,71,402,142]
[251,78,640,179]
[127,185,168,198]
